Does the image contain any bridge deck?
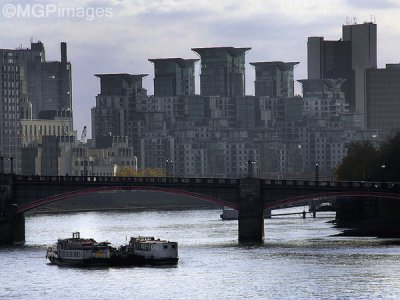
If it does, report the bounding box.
[4,175,400,214]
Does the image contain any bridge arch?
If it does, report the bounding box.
[16,185,238,214]
[264,191,400,210]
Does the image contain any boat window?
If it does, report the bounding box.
[171,245,176,249]
[163,245,168,249]
[134,242,151,251]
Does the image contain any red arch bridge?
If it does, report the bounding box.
[1,174,400,245]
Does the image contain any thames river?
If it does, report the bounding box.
[1,209,400,299]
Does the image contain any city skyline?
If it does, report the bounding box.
[1,0,400,136]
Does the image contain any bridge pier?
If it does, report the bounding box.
[336,197,400,237]
[0,214,25,245]
[0,174,25,246]
[238,178,264,244]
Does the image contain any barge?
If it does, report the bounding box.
[112,236,178,266]
[46,232,178,267]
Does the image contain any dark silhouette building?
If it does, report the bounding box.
[366,64,400,129]
[308,37,354,108]
[307,22,377,127]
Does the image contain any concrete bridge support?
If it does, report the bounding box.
[0,214,25,245]
[336,197,400,237]
[0,175,25,246]
[238,178,264,243]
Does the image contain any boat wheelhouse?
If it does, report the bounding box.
[46,232,112,266]
[130,236,178,263]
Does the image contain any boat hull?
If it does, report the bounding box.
[111,254,178,266]
[48,254,178,267]
[48,257,111,267]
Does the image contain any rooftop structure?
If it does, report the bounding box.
[192,47,251,97]
[148,58,198,96]
[250,61,299,98]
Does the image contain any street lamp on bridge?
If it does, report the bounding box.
[315,163,319,181]
[165,159,173,177]
[381,164,386,182]
[9,157,14,175]
[245,160,256,178]
[0,156,4,174]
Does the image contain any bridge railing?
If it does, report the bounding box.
[261,179,400,190]
[12,175,400,191]
[13,175,240,186]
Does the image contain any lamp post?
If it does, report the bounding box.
[0,156,4,174]
[297,144,304,176]
[315,163,319,181]
[165,159,173,177]
[246,160,256,178]
[381,164,386,182]
[9,156,14,175]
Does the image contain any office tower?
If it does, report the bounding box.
[307,37,354,108]
[342,22,377,69]
[0,41,72,173]
[307,37,352,80]
[191,47,251,97]
[148,58,198,96]
[307,22,377,127]
[343,22,377,128]
[15,41,72,118]
[250,61,299,98]
[366,64,400,129]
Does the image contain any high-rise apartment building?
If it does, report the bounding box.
[148,58,198,96]
[250,61,299,98]
[192,47,251,97]
[91,73,147,144]
[88,44,387,179]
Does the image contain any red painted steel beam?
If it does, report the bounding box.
[264,191,400,210]
[16,186,237,214]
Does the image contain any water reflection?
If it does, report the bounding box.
[1,209,400,299]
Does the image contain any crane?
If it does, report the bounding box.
[80,126,87,143]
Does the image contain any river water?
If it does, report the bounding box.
[1,208,400,299]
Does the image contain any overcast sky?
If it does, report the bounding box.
[1,0,400,137]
